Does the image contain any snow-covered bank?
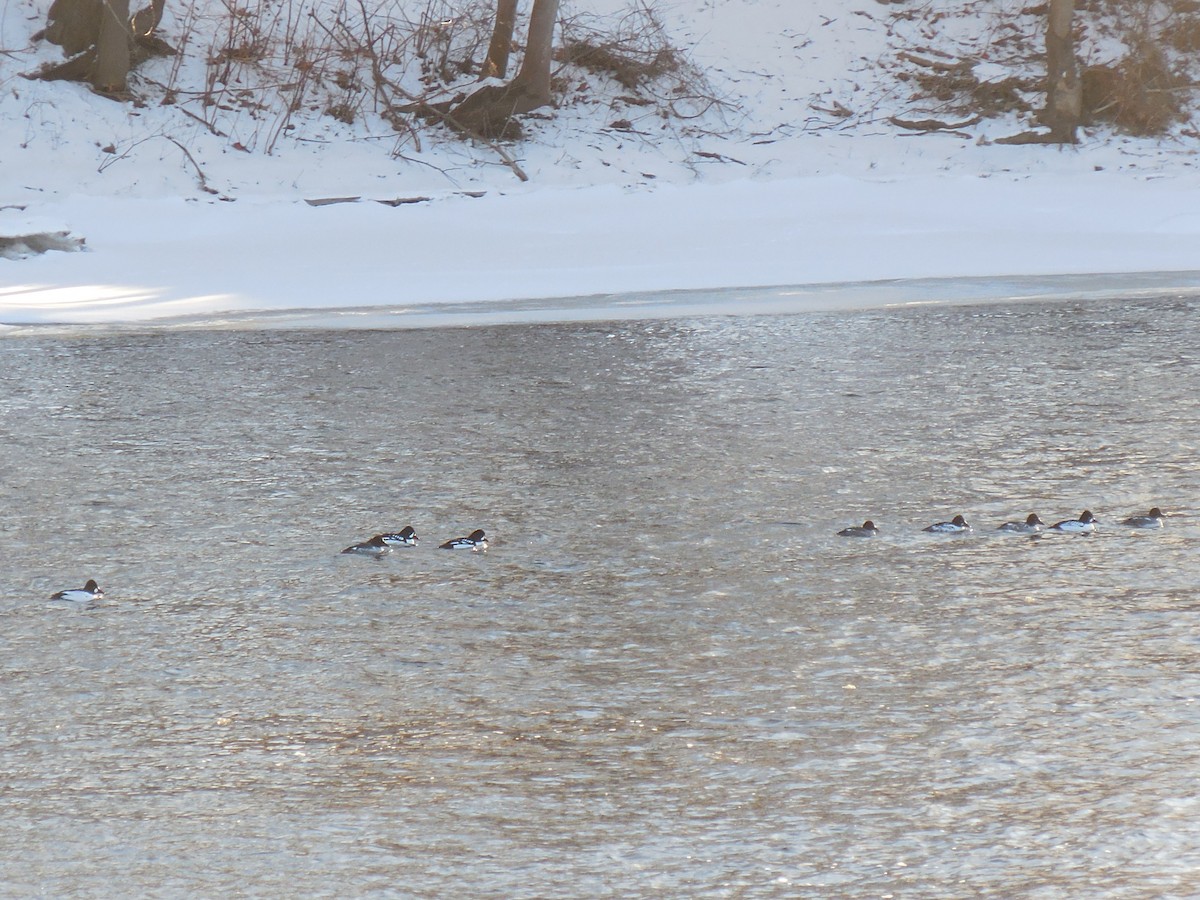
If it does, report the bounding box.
[4,0,1200,326]
[4,171,1200,326]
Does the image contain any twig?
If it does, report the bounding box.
[694,150,746,165]
[483,137,528,182]
[162,135,219,194]
[177,101,229,137]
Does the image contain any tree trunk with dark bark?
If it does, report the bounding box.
[450,0,560,137]
[481,0,518,79]
[39,0,166,95]
[1043,0,1081,142]
[508,0,558,104]
[45,0,101,55]
[92,0,132,92]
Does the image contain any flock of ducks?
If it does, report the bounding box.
[47,508,1172,603]
[48,526,489,606]
[340,526,488,555]
[838,508,1166,537]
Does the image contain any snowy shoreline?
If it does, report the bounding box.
[4,268,1200,335]
[4,171,1200,328]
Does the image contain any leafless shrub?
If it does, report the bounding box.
[1119,2,1193,131]
[557,1,730,123]
[558,17,680,89]
[210,0,271,70]
[559,38,678,90]
[1104,38,1188,132]
[1165,14,1200,51]
[406,0,492,84]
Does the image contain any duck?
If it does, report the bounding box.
[1049,511,1097,533]
[381,526,419,546]
[1122,507,1165,528]
[440,529,488,551]
[924,515,971,533]
[838,520,879,537]
[997,513,1046,533]
[341,534,392,555]
[50,579,104,603]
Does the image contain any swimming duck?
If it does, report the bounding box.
[997,513,1046,533]
[381,526,419,546]
[342,535,392,555]
[50,579,104,603]
[838,520,879,537]
[440,529,488,551]
[1122,507,1165,528]
[1049,511,1097,533]
[924,515,971,534]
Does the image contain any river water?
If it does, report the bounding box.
[1,294,1198,896]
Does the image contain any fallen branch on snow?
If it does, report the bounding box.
[890,114,981,132]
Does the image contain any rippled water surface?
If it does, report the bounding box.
[2,296,1199,896]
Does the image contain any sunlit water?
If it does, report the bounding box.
[2,295,1199,896]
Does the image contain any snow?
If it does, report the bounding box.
[2,0,1200,327]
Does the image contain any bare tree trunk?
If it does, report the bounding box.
[91,0,131,92]
[448,0,560,137]
[37,0,169,93]
[1043,0,1081,142]
[509,0,559,104]
[481,0,518,79]
[45,0,102,55]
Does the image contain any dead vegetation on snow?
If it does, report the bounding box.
[849,0,1200,140]
[24,0,726,157]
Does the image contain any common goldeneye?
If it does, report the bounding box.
[838,520,879,537]
[1122,507,1165,528]
[998,513,1046,533]
[381,526,419,546]
[924,515,971,533]
[440,529,488,551]
[50,579,104,603]
[342,535,392,555]
[1050,511,1097,533]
